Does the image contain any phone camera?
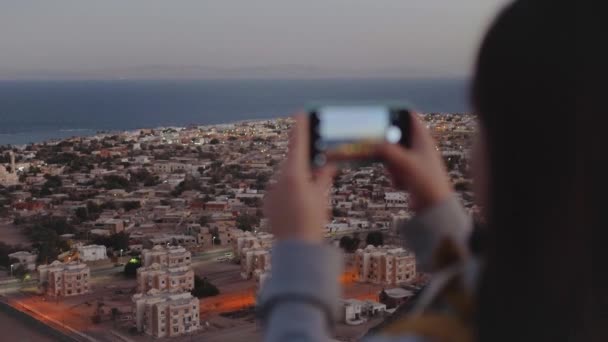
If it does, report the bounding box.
[385,125,402,143]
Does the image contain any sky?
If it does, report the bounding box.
[0,0,510,79]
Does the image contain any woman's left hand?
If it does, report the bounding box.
[263,114,337,243]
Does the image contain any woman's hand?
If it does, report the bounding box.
[263,115,336,243]
[376,113,453,212]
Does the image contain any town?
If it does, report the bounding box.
[0,113,477,342]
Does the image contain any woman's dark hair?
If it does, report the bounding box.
[472,1,597,341]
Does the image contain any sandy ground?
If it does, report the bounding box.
[0,309,57,342]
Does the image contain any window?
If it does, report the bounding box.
[173,327,178,333]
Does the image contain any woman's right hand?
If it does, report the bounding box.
[375,113,453,212]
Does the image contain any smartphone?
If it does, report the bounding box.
[309,105,412,168]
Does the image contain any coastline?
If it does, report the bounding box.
[0,116,279,148]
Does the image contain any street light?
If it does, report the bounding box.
[120,249,123,258]
[10,264,14,277]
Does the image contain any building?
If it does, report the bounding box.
[132,290,200,338]
[8,251,37,271]
[384,192,408,209]
[339,299,387,325]
[240,247,271,280]
[37,261,90,297]
[233,231,274,261]
[0,152,18,186]
[354,245,416,286]
[93,219,125,234]
[147,235,197,248]
[141,245,191,268]
[76,244,107,261]
[196,225,238,249]
[137,264,194,294]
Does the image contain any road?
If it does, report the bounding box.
[0,248,234,341]
[0,247,232,294]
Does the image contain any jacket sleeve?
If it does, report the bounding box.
[399,194,472,271]
[258,240,343,342]
[259,195,471,342]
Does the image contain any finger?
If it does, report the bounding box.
[286,113,310,174]
[409,113,436,150]
[375,142,415,174]
[314,163,338,192]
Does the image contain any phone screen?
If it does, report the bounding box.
[313,106,403,166]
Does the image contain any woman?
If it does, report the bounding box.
[259,1,594,341]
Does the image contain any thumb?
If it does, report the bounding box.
[314,164,338,192]
[375,143,416,175]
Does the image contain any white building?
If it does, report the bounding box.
[339,299,387,325]
[8,251,37,271]
[77,244,107,261]
[132,290,200,338]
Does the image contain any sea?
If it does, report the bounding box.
[0,79,470,146]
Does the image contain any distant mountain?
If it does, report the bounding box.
[0,65,463,80]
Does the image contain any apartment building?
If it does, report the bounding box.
[137,264,194,293]
[37,261,90,297]
[141,245,192,267]
[232,231,274,261]
[240,247,271,280]
[354,245,416,286]
[132,290,200,338]
[384,192,408,209]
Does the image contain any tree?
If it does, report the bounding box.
[332,208,346,218]
[43,174,62,188]
[198,215,210,227]
[75,207,89,222]
[111,308,120,321]
[366,231,384,247]
[11,264,28,279]
[236,214,260,232]
[100,175,130,190]
[123,201,141,211]
[0,242,22,268]
[191,276,220,298]
[94,232,130,251]
[123,257,142,278]
[339,236,361,253]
